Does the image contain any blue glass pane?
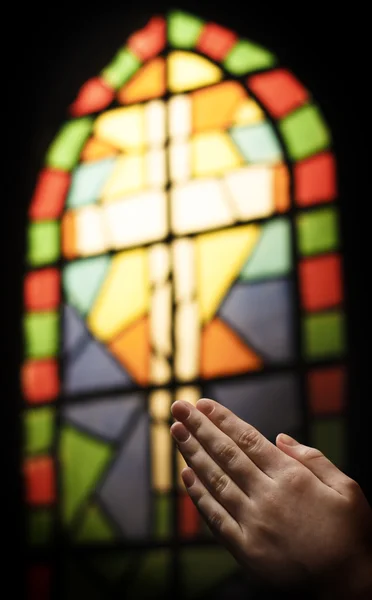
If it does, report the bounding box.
[63,304,89,355]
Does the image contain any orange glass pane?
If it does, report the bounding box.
[248,69,308,118]
[28,565,51,600]
[109,317,150,385]
[192,81,246,133]
[29,169,70,220]
[274,164,290,213]
[70,77,115,117]
[197,23,237,61]
[179,492,200,537]
[201,318,262,378]
[62,211,77,259]
[295,152,336,206]
[24,457,55,505]
[80,137,118,162]
[24,269,60,311]
[299,254,342,311]
[118,58,166,104]
[128,16,166,61]
[308,366,345,414]
[22,359,59,404]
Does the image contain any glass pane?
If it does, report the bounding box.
[46,118,92,171]
[110,317,150,386]
[24,407,54,454]
[151,422,171,491]
[224,165,276,220]
[168,51,222,93]
[303,311,345,359]
[192,131,243,176]
[95,105,145,151]
[299,254,342,311]
[197,22,237,62]
[28,221,60,267]
[24,312,59,359]
[230,121,283,163]
[248,68,308,118]
[297,207,339,256]
[168,10,204,48]
[29,169,70,220]
[295,152,336,206]
[279,104,330,161]
[22,359,59,404]
[223,39,276,74]
[310,418,345,468]
[24,269,60,311]
[308,366,346,415]
[67,157,116,208]
[101,48,141,89]
[118,58,165,104]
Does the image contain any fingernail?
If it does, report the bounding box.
[171,423,190,443]
[279,433,299,446]
[182,468,195,488]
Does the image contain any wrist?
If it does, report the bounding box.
[315,547,372,600]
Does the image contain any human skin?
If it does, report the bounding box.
[170,399,372,598]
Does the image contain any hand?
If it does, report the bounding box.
[170,399,372,597]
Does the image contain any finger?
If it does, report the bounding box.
[170,421,248,521]
[181,466,244,544]
[171,400,266,492]
[276,433,349,494]
[196,398,291,477]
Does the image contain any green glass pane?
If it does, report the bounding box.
[223,40,276,75]
[76,504,114,542]
[28,510,53,545]
[240,218,292,281]
[168,10,204,48]
[303,311,345,359]
[27,221,60,266]
[101,49,141,90]
[279,104,330,161]
[154,494,170,538]
[63,255,110,316]
[24,407,54,454]
[297,207,339,256]
[89,553,133,583]
[60,426,112,524]
[46,118,93,171]
[24,312,59,359]
[126,550,169,599]
[310,418,345,468]
[181,547,238,598]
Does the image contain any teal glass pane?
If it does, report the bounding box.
[67,157,117,208]
[223,40,276,75]
[240,218,292,280]
[46,118,93,171]
[27,221,60,266]
[279,104,331,161]
[24,312,59,358]
[303,311,346,359]
[168,11,204,48]
[101,49,141,90]
[63,255,111,316]
[230,122,283,163]
[297,207,339,256]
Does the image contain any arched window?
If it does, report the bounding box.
[23,10,346,598]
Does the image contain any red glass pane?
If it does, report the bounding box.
[28,565,51,600]
[299,254,342,311]
[197,23,237,61]
[295,152,336,206]
[179,492,199,537]
[24,269,60,311]
[128,17,166,61]
[22,359,59,404]
[29,169,70,220]
[248,69,308,118]
[308,366,345,414]
[70,77,115,117]
[24,457,55,505]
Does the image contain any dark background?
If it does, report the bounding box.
[5,1,369,597]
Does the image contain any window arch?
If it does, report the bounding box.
[23,10,346,598]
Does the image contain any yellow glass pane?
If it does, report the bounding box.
[103,192,167,249]
[175,301,199,381]
[168,95,191,140]
[196,225,260,323]
[171,179,234,235]
[168,51,222,93]
[150,355,171,384]
[145,100,166,147]
[151,423,171,491]
[192,81,246,132]
[173,238,195,302]
[149,390,171,421]
[147,149,166,188]
[175,386,200,406]
[192,132,243,176]
[88,248,149,341]
[101,154,145,201]
[95,106,145,151]
[150,282,172,356]
[232,98,265,126]
[224,165,276,220]
[149,244,170,285]
[81,137,118,162]
[76,206,108,256]
[118,58,166,104]
[169,142,190,183]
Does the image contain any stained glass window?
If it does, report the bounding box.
[23,10,347,598]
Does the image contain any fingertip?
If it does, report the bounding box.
[277,433,299,447]
[196,397,215,414]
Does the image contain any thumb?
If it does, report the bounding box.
[276,433,347,493]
